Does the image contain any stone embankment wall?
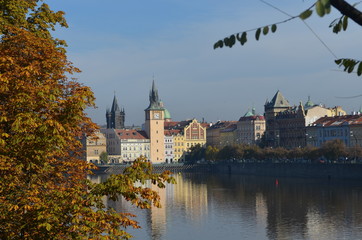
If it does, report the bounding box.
[92,164,212,175]
[93,163,362,180]
[213,163,362,180]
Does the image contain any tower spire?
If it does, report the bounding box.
[107,94,125,129]
[147,79,162,110]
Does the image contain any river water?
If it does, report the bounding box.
[89,173,362,240]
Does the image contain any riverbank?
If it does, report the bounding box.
[92,162,362,180]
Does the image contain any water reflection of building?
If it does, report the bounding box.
[173,174,208,221]
[148,183,167,240]
[255,193,267,233]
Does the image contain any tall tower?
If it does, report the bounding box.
[106,95,125,129]
[264,90,290,147]
[145,81,165,163]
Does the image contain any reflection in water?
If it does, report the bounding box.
[89,173,362,240]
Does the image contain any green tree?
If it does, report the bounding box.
[320,139,348,161]
[100,151,109,164]
[0,1,173,239]
[217,145,240,161]
[214,0,362,76]
[0,0,68,46]
[205,145,219,161]
[188,144,205,163]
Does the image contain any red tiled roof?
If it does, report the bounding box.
[114,129,148,139]
[220,123,237,132]
[164,129,181,136]
[312,115,362,127]
[238,115,265,121]
[208,121,237,130]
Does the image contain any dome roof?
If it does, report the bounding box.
[305,96,314,108]
[164,108,171,119]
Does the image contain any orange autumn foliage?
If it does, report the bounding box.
[0,27,174,239]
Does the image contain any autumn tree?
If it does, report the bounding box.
[214,0,362,76]
[0,1,173,239]
[100,151,109,163]
[320,139,348,161]
[205,145,219,162]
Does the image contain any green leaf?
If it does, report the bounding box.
[223,37,230,47]
[321,0,330,6]
[237,32,247,45]
[316,0,325,17]
[299,9,313,20]
[255,28,261,41]
[263,26,269,35]
[45,223,52,231]
[229,35,236,48]
[241,32,247,45]
[215,40,223,49]
[347,65,354,73]
[335,59,342,65]
[342,16,348,31]
[271,24,277,33]
[357,62,362,76]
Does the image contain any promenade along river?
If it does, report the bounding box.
[89,172,362,240]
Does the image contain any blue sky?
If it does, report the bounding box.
[48,0,362,126]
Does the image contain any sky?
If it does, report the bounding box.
[48,0,362,126]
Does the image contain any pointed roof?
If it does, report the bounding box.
[266,90,290,108]
[146,80,163,110]
[111,95,121,112]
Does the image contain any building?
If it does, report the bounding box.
[83,131,107,163]
[265,91,347,148]
[306,115,362,147]
[304,96,346,126]
[144,81,165,163]
[275,103,306,148]
[219,123,238,147]
[164,131,175,163]
[264,90,291,147]
[100,128,150,163]
[173,130,185,162]
[106,95,125,129]
[237,108,265,145]
[206,121,237,148]
[165,119,208,162]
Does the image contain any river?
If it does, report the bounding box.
[89,172,362,240]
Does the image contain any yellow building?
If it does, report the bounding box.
[165,119,208,162]
[206,121,237,148]
[83,131,107,163]
[184,119,207,149]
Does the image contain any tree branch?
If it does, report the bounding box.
[330,0,362,26]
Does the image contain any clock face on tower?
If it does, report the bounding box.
[154,112,160,119]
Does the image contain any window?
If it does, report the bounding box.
[94,150,99,155]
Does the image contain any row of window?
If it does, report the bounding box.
[122,146,150,151]
[123,153,149,158]
[321,129,348,137]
